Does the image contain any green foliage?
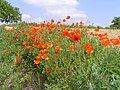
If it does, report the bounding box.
[97,25,103,29]
[110,17,120,29]
[87,25,103,29]
[105,27,110,29]
[0,23,120,90]
[0,0,21,23]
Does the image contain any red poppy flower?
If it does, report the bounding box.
[63,19,66,22]
[66,16,70,19]
[71,33,80,42]
[34,59,40,65]
[41,54,49,60]
[69,45,77,51]
[84,43,94,54]
[55,46,63,52]
[55,37,60,43]
[22,41,28,46]
[110,38,120,45]
[26,46,33,50]
[101,39,111,47]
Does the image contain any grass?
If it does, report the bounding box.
[0,21,120,90]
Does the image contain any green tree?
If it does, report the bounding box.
[110,17,120,29]
[0,0,21,23]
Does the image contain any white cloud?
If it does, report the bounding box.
[22,0,88,21]
[38,17,44,22]
[22,14,44,23]
[22,0,79,7]
[22,14,33,22]
[22,14,31,20]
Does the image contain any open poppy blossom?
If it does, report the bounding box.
[84,43,94,54]
[55,46,63,52]
[40,49,48,54]
[41,54,49,60]
[26,46,33,50]
[69,45,77,51]
[55,37,60,43]
[22,41,28,46]
[47,42,53,48]
[34,59,40,65]
[101,39,111,47]
[110,38,120,45]
[71,33,81,42]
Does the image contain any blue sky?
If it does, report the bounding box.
[8,0,120,27]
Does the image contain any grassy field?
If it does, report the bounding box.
[0,23,120,90]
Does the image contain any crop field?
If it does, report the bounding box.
[0,19,120,90]
[91,29,120,38]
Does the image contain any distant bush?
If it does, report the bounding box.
[105,27,110,29]
[110,17,120,29]
[87,25,103,29]
[87,25,96,29]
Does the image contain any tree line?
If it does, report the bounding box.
[0,0,21,23]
